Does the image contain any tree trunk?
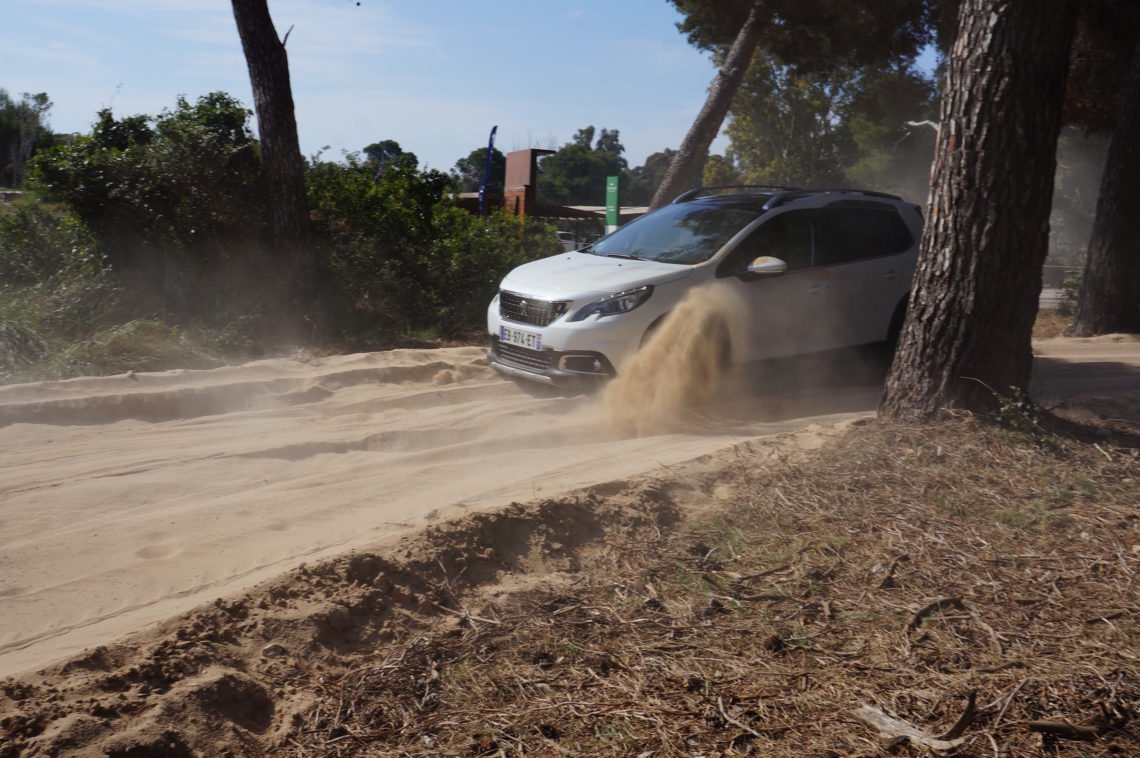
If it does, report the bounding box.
[648,1,765,210]
[1067,32,1140,336]
[231,0,311,281]
[879,0,1079,421]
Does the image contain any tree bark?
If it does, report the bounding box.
[1067,32,1140,336]
[879,0,1079,421]
[648,1,765,210]
[231,0,311,281]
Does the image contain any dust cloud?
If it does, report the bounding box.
[600,283,750,437]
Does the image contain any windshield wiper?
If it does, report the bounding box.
[604,252,644,261]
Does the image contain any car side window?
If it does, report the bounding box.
[721,210,815,276]
[817,205,913,266]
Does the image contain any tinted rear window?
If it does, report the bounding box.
[817,206,913,265]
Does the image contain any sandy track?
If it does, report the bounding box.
[0,347,868,678]
[1,337,1137,678]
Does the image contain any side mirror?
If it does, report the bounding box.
[746,256,788,277]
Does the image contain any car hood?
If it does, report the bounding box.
[500,252,694,297]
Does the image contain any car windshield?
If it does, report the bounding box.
[587,201,766,264]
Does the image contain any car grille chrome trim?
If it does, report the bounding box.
[495,342,551,372]
[499,291,570,327]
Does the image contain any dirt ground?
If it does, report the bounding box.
[1,333,1139,756]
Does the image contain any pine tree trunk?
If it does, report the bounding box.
[648,1,765,210]
[879,0,1079,421]
[231,0,311,281]
[1067,32,1140,336]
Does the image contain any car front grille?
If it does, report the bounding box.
[495,342,552,372]
[499,291,570,327]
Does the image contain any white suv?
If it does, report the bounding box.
[487,187,922,391]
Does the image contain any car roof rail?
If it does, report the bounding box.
[763,187,905,210]
[671,185,802,203]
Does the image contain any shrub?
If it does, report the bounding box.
[308,157,557,340]
[0,200,104,283]
[26,93,267,319]
[38,319,220,380]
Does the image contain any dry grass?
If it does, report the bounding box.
[1034,308,1072,339]
[285,415,1140,757]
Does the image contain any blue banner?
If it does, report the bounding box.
[478,125,498,216]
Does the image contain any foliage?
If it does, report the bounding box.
[991,385,1046,437]
[725,52,858,186]
[0,200,104,284]
[662,0,946,202]
[37,319,219,380]
[307,156,557,339]
[27,93,270,321]
[624,149,676,205]
[452,146,505,194]
[0,89,53,188]
[668,0,941,67]
[842,66,939,201]
[700,153,741,188]
[537,126,628,206]
[721,52,938,197]
[364,139,419,175]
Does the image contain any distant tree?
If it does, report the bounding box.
[364,139,419,176]
[880,0,1080,420]
[725,52,858,187]
[537,126,628,206]
[701,153,741,187]
[653,0,940,208]
[0,90,53,188]
[649,1,764,209]
[624,149,677,205]
[840,66,939,202]
[231,0,311,286]
[452,146,505,194]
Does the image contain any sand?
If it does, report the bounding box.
[0,335,1137,681]
[0,347,869,679]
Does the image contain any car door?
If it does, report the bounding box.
[816,203,916,348]
[715,209,834,361]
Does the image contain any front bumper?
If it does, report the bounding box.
[487,337,616,390]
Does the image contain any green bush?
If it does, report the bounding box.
[308,157,557,339]
[26,93,267,319]
[38,319,220,380]
[0,200,104,283]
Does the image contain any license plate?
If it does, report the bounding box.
[500,325,542,350]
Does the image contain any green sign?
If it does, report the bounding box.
[605,175,619,232]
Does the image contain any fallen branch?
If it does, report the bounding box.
[939,691,980,740]
[907,596,965,632]
[1024,700,1133,742]
[854,697,972,753]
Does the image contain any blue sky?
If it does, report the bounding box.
[7,0,729,171]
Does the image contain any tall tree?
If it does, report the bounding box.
[537,126,628,206]
[649,1,765,209]
[1068,30,1140,335]
[363,139,419,179]
[880,0,1079,420]
[654,0,940,209]
[452,146,505,194]
[0,90,53,188]
[231,0,311,282]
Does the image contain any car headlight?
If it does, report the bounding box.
[569,285,653,322]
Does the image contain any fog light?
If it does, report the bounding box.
[559,355,606,374]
